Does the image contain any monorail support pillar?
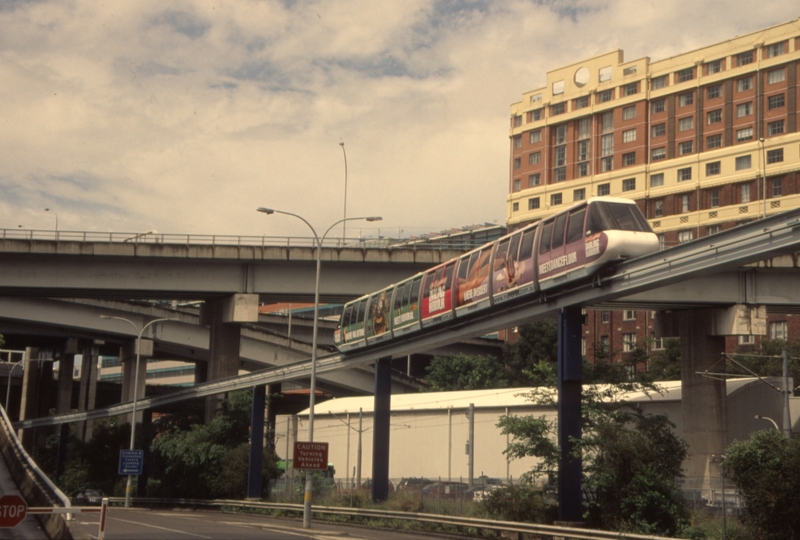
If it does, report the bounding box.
[557,306,583,523]
[371,357,392,502]
[247,384,266,499]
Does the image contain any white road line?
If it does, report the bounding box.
[109,516,213,538]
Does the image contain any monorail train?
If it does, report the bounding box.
[333,197,659,353]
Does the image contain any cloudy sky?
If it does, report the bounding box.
[1,1,797,240]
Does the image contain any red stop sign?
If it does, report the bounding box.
[0,495,27,528]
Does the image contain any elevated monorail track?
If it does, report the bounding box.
[14,207,800,430]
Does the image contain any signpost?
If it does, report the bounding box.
[0,495,27,528]
[293,442,329,470]
[118,449,144,476]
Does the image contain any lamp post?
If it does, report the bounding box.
[256,208,381,528]
[755,414,780,431]
[759,137,767,219]
[100,315,177,508]
[44,208,58,232]
[339,142,348,243]
[4,361,24,413]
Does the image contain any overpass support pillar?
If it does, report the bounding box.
[57,338,79,415]
[247,385,266,499]
[371,357,392,503]
[78,342,101,442]
[557,306,583,523]
[120,339,152,425]
[200,294,259,422]
[19,348,56,450]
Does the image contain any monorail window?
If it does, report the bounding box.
[586,201,651,234]
[444,263,455,288]
[551,214,568,249]
[508,232,521,259]
[396,282,410,310]
[357,299,367,323]
[342,305,353,327]
[409,277,421,305]
[539,221,554,254]
[457,253,473,282]
[519,228,535,260]
[566,208,586,244]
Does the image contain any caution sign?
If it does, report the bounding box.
[293,442,329,470]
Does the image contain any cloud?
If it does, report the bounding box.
[0,0,797,238]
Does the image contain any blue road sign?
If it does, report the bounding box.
[118,450,144,475]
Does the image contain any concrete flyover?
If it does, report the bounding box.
[0,234,466,302]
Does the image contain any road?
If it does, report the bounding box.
[68,508,448,540]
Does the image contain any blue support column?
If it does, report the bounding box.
[557,306,583,523]
[247,385,266,499]
[371,357,392,502]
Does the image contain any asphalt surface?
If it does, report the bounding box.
[68,508,455,540]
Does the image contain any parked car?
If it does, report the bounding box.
[422,481,469,498]
[395,477,433,492]
[360,479,395,493]
[73,489,104,506]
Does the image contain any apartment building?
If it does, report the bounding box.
[507,17,800,361]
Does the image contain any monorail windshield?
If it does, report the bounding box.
[586,201,652,234]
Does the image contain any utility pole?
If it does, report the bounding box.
[467,403,474,487]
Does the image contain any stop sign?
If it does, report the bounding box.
[0,495,27,528]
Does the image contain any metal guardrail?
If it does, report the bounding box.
[107,497,676,540]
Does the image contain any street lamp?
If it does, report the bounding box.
[44,208,58,232]
[759,137,767,219]
[256,207,381,529]
[754,414,780,431]
[4,361,24,413]
[339,142,348,243]
[100,315,178,508]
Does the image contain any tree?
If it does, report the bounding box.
[424,353,508,391]
[495,381,689,535]
[725,429,800,539]
[502,318,558,386]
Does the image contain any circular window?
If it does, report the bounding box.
[574,67,590,87]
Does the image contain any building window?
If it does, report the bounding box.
[582,337,586,356]
[657,234,666,250]
[622,129,637,143]
[767,120,785,136]
[554,167,566,182]
[678,230,694,243]
[554,145,566,166]
[577,117,591,140]
[736,127,753,142]
[710,189,719,208]
[772,177,782,197]
[650,173,664,187]
[597,183,610,196]
[553,80,565,95]
[512,202,519,212]
[707,109,722,124]
[623,105,636,120]
[601,111,614,133]
[735,155,752,170]
[550,193,562,206]
[577,139,590,161]
[678,168,692,182]
[601,157,613,172]
[514,158,521,170]
[601,133,614,156]
[623,333,637,352]
[678,141,693,155]
[767,148,784,164]
[651,147,666,161]
[530,93,542,103]
[679,92,694,107]
[768,94,785,109]
[528,197,540,210]
[622,178,636,191]
[676,68,694,83]
[623,310,636,321]
[529,130,541,143]
[681,194,691,213]
[654,199,663,217]
[575,96,589,109]
[707,225,722,236]
[768,68,786,84]
[707,60,722,74]
[514,115,522,127]
[528,173,541,187]
[770,321,788,340]
[678,117,694,131]
[706,161,721,176]
[736,102,752,117]
[529,152,541,165]
[599,66,612,82]
[513,179,521,191]
[514,136,522,149]
[577,162,590,177]
[707,84,721,99]
[740,183,751,203]
[737,77,753,92]
[623,153,636,166]
[651,76,667,90]
[707,134,722,149]
[598,89,613,103]
[737,51,754,66]
[555,124,566,145]
[601,310,610,323]
[573,188,586,201]
[652,99,666,114]
[738,335,755,345]
[623,82,638,96]
[531,109,543,121]
[766,42,785,58]
[652,123,666,137]
[551,102,565,115]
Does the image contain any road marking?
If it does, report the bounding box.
[109,516,213,538]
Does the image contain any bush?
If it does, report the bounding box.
[480,480,556,523]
